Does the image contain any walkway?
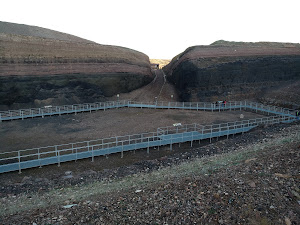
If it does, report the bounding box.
[0,100,297,173]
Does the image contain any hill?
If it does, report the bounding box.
[0,21,153,109]
[163,41,300,106]
[150,59,171,68]
[0,21,94,43]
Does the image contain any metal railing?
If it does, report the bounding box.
[0,100,297,121]
[0,100,297,173]
[0,100,129,121]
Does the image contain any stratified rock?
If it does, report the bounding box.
[0,21,153,109]
[163,41,300,104]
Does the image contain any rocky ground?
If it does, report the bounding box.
[0,121,299,224]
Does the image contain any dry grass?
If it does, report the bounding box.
[0,33,150,67]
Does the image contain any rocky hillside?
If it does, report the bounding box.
[163,41,300,106]
[0,21,153,109]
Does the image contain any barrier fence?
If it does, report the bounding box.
[0,100,298,173]
[0,100,297,122]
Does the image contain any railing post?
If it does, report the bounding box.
[227,123,229,139]
[170,134,172,151]
[18,151,22,174]
[121,141,124,158]
[233,122,236,137]
[134,138,136,154]
[75,147,78,161]
[38,148,42,168]
[147,137,150,154]
[217,124,220,141]
[92,145,94,162]
[210,126,212,143]
[57,151,60,167]
[55,145,58,157]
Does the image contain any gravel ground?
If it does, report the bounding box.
[0,108,262,152]
[0,122,299,224]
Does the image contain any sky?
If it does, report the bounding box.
[1,0,299,59]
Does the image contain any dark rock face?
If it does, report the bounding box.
[0,22,153,109]
[0,73,152,110]
[163,42,300,103]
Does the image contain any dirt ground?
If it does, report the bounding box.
[0,122,299,224]
[0,68,299,224]
[0,107,263,152]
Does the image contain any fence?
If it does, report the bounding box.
[0,100,297,122]
[0,100,297,173]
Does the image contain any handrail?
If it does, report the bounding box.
[1,99,296,121]
[0,100,297,173]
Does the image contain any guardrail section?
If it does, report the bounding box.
[0,100,297,122]
[0,107,296,174]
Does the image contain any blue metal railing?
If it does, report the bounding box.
[0,100,297,173]
[0,100,297,121]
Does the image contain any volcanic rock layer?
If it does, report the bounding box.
[0,21,153,109]
[163,41,300,104]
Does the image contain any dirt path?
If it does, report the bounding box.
[109,69,178,102]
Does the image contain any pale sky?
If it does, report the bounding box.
[1,0,299,59]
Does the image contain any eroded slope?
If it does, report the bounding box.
[163,41,300,105]
[0,21,153,109]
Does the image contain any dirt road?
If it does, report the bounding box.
[109,69,178,102]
